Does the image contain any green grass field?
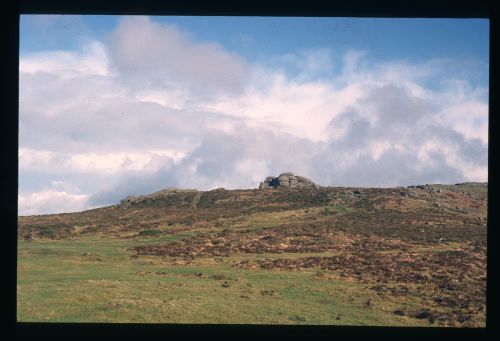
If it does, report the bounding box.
[17,235,428,325]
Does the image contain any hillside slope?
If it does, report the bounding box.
[19,183,487,241]
[17,182,487,326]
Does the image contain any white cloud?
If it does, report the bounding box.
[134,88,190,110]
[19,148,183,174]
[18,189,90,216]
[436,101,489,144]
[198,70,364,143]
[20,41,109,77]
[106,16,248,97]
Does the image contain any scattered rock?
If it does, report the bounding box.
[119,188,197,207]
[120,195,143,207]
[288,315,306,322]
[414,310,431,319]
[394,309,405,316]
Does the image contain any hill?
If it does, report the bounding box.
[17,180,487,326]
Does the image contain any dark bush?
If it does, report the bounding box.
[37,228,57,239]
[139,229,162,237]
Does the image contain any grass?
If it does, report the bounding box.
[17,235,427,325]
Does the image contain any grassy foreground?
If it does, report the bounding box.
[18,235,428,325]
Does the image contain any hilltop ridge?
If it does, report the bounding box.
[18,181,487,240]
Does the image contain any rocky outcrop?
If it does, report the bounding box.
[120,195,143,206]
[119,188,198,208]
[259,172,320,189]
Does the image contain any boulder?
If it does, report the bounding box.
[259,182,271,189]
[120,195,143,205]
[277,175,290,182]
[258,172,320,189]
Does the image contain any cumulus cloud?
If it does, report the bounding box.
[19,148,182,174]
[20,41,109,77]
[18,180,92,216]
[19,191,90,216]
[19,16,488,215]
[106,16,249,98]
[315,84,488,187]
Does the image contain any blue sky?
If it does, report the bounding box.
[21,16,489,62]
[19,15,489,215]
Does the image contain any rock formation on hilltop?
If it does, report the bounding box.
[259,172,320,189]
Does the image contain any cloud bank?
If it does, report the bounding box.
[19,16,489,215]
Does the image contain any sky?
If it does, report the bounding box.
[19,15,489,215]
